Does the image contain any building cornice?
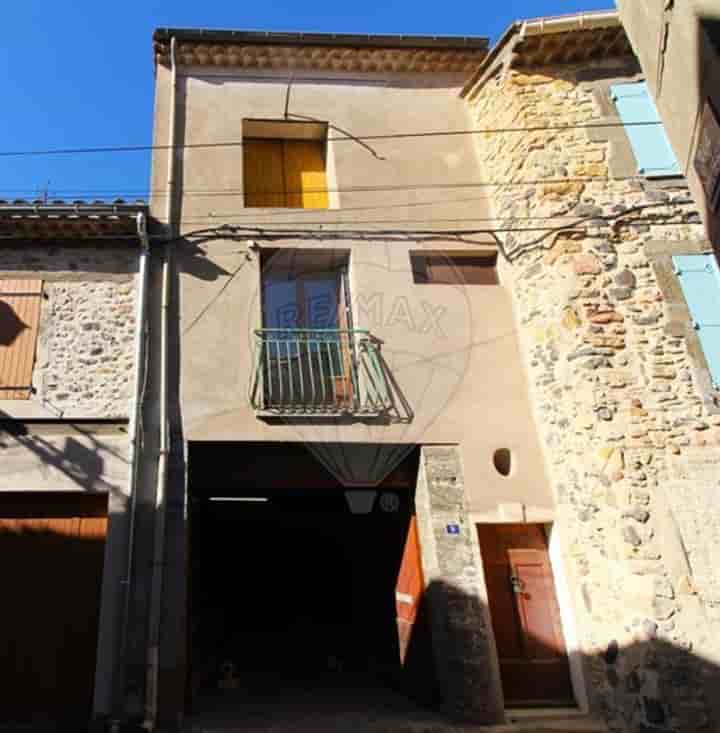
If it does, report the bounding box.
[153,28,488,74]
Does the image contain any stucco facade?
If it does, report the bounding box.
[149,45,554,518]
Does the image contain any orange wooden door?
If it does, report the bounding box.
[395,515,424,663]
[477,524,574,707]
[394,514,438,704]
[0,494,108,723]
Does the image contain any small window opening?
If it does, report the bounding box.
[493,448,512,477]
[410,252,498,285]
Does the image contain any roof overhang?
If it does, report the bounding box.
[461,10,633,98]
[153,28,488,74]
[0,200,148,240]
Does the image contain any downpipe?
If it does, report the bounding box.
[143,34,177,732]
[110,212,150,732]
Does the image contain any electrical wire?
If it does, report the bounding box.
[163,199,697,267]
[0,120,665,159]
[0,175,671,201]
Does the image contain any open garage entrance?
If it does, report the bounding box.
[187,442,437,721]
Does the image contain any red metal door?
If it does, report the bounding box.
[477,524,574,706]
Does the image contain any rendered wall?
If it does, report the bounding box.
[150,62,555,518]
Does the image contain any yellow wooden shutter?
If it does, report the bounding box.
[0,279,43,400]
[283,140,329,209]
[243,140,286,208]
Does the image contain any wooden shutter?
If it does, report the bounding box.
[611,82,681,177]
[0,279,42,400]
[243,139,286,208]
[283,140,329,209]
[411,254,498,284]
[673,254,720,386]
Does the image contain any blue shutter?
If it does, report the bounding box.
[611,82,681,177]
[673,254,720,387]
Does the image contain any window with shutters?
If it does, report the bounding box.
[243,120,329,209]
[0,279,43,400]
[610,82,681,178]
[673,254,720,387]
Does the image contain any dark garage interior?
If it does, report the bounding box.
[186,442,436,719]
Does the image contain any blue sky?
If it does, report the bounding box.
[0,1,613,200]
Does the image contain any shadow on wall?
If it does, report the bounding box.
[405,579,718,732]
[0,299,28,346]
[185,574,719,731]
[0,410,127,493]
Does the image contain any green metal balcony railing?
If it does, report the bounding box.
[250,329,393,415]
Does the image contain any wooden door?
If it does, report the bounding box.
[394,515,438,703]
[0,494,108,723]
[477,524,573,707]
[395,516,423,663]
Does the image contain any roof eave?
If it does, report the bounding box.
[153,27,489,51]
[460,9,624,99]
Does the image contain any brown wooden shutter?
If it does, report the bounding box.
[0,279,43,400]
[410,254,499,284]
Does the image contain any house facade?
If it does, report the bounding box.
[2,9,720,733]
[0,202,146,727]
[617,0,720,246]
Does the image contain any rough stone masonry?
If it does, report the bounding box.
[0,246,138,418]
[467,63,720,732]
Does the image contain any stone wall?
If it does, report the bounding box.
[467,64,720,731]
[35,281,136,418]
[414,445,504,724]
[0,246,138,419]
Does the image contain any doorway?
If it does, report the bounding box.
[476,523,574,708]
[186,443,436,719]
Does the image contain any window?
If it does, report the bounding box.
[261,250,348,330]
[0,279,42,400]
[410,253,498,285]
[243,121,329,209]
[257,251,353,409]
[610,82,681,177]
[673,254,720,387]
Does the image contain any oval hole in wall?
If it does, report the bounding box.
[493,448,512,477]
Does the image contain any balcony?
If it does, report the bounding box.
[250,329,393,416]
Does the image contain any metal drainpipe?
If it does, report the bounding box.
[144,34,177,732]
[110,212,150,732]
[520,11,620,37]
